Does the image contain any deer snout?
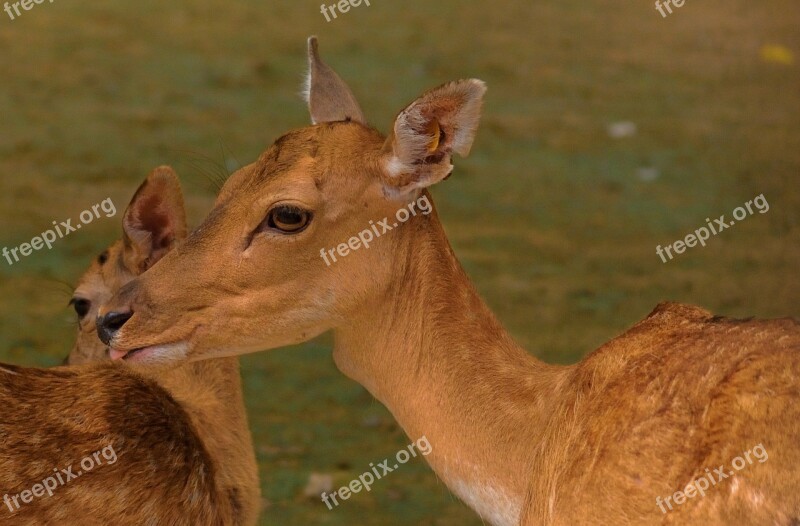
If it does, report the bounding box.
[96,311,133,345]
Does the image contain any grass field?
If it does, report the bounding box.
[0,0,798,524]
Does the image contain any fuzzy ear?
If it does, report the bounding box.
[122,166,188,272]
[303,36,366,125]
[380,79,486,195]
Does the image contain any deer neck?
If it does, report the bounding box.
[333,204,566,526]
[156,357,259,522]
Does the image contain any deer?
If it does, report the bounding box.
[0,167,259,525]
[96,37,800,526]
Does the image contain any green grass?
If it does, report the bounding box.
[1,0,798,524]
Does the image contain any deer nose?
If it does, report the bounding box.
[96,311,133,345]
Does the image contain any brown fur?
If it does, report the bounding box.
[0,168,259,525]
[0,363,234,525]
[99,41,800,525]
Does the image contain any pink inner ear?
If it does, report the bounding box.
[134,194,172,242]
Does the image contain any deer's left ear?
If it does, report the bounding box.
[122,166,188,272]
[304,36,366,125]
[380,79,486,195]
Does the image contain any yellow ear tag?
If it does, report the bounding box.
[426,120,441,153]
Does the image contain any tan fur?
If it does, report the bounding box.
[99,41,800,525]
[0,168,259,525]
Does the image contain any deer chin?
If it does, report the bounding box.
[109,341,190,364]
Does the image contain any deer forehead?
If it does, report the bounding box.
[74,242,125,294]
[226,124,383,196]
[73,270,109,302]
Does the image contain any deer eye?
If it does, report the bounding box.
[264,205,312,234]
[69,297,91,319]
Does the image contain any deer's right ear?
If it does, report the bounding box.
[303,36,366,125]
[122,166,188,272]
[380,79,486,196]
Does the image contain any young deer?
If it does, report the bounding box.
[97,38,800,526]
[0,167,259,525]
[67,166,261,524]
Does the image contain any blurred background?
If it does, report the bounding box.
[0,0,798,524]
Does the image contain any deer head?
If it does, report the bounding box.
[68,166,187,364]
[97,37,486,365]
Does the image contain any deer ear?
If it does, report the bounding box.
[122,166,188,272]
[380,79,486,195]
[303,36,366,125]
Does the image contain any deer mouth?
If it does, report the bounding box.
[109,346,149,361]
[109,341,190,363]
